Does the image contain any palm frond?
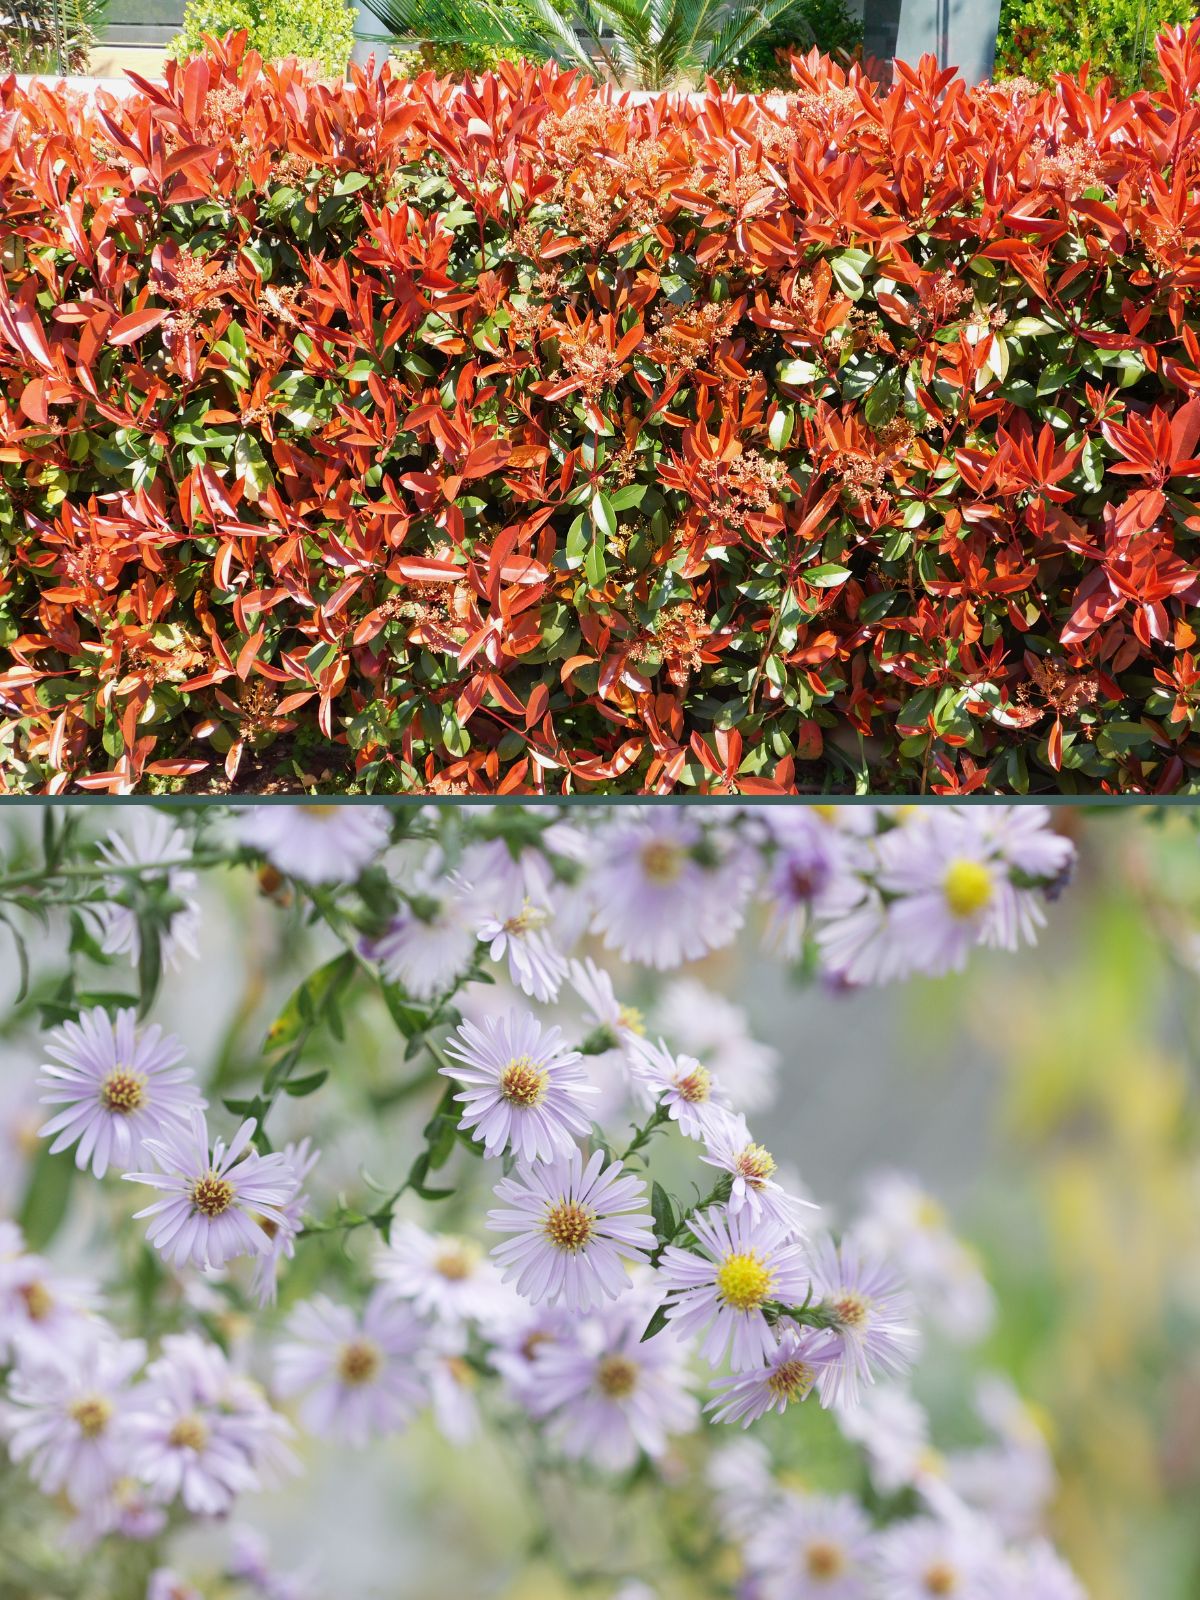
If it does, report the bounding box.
[703,0,815,76]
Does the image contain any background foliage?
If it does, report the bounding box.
[10,32,1200,792]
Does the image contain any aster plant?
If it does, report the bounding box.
[0,802,1092,1598]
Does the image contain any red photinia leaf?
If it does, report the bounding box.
[108,308,168,345]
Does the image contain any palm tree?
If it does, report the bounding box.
[366,0,821,90]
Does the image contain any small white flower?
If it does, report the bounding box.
[476,898,567,1003]
[375,1221,504,1324]
[629,1036,737,1144]
[236,805,391,884]
[93,810,202,970]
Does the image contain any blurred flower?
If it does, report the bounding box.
[250,1137,319,1307]
[274,1288,426,1446]
[94,811,202,969]
[0,1224,98,1363]
[6,1331,145,1505]
[38,1007,203,1180]
[871,1515,995,1600]
[588,812,754,969]
[147,1572,202,1600]
[528,1290,699,1471]
[746,1491,875,1600]
[476,898,567,1003]
[654,978,778,1113]
[236,805,391,884]
[376,1222,505,1324]
[363,888,476,1001]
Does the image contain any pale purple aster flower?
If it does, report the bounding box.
[6,1333,145,1506]
[125,1110,300,1270]
[706,1435,779,1541]
[588,812,755,969]
[569,957,647,1054]
[476,897,567,1002]
[706,1324,841,1426]
[0,1226,98,1363]
[761,811,858,960]
[853,1171,994,1344]
[236,805,391,884]
[971,805,1075,883]
[274,1288,426,1447]
[815,888,901,988]
[422,1323,481,1445]
[629,1036,738,1144]
[487,1148,656,1311]
[700,1115,815,1233]
[361,885,476,1001]
[250,1138,320,1308]
[94,810,202,970]
[807,1236,916,1406]
[657,1204,811,1372]
[984,1542,1086,1600]
[835,1384,939,1501]
[66,1474,168,1549]
[147,1571,203,1600]
[229,1525,315,1600]
[487,1303,579,1408]
[442,1009,597,1162]
[0,1056,42,1213]
[746,1491,875,1600]
[528,1292,699,1472]
[128,1334,276,1516]
[871,1516,996,1600]
[654,979,778,1114]
[375,1222,505,1324]
[38,1007,204,1179]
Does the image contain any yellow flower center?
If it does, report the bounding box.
[99,1068,147,1114]
[715,1251,774,1312]
[169,1413,210,1452]
[924,1563,960,1595]
[500,1056,549,1107]
[674,1063,711,1103]
[916,1195,945,1229]
[941,858,993,918]
[543,1200,595,1252]
[191,1172,235,1218]
[766,1358,815,1404]
[300,805,339,817]
[434,1239,478,1280]
[617,1004,646,1036]
[810,805,838,823]
[639,839,684,885]
[257,1214,280,1239]
[806,1539,847,1579]
[337,1338,381,1386]
[19,1280,53,1320]
[735,1144,776,1186]
[831,1290,870,1328]
[69,1395,113,1438]
[596,1354,640,1398]
[503,900,549,936]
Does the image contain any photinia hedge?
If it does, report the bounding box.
[7,31,1200,792]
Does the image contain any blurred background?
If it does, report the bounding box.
[2,803,1199,1600]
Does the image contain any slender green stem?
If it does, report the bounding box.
[618,1100,672,1164]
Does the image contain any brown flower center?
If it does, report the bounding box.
[169,1413,210,1452]
[596,1354,639,1398]
[639,839,683,885]
[100,1068,147,1114]
[766,1359,815,1403]
[69,1395,113,1438]
[336,1338,381,1386]
[543,1200,595,1252]
[831,1290,870,1328]
[19,1280,53,1320]
[434,1240,477,1280]
[735,1143,776,1185]
[924,1563,960,1595]
[191,1172,235,1217]
[500,1056,549,1107]
[806,1539,847,1579]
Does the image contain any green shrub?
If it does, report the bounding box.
[728,0,862,91]
[170,0,356,74]
[389,0,537,77]
[996,0,1195,93]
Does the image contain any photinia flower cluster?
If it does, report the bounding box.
[0,801,1084,1597]
[10,30,1200,793]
